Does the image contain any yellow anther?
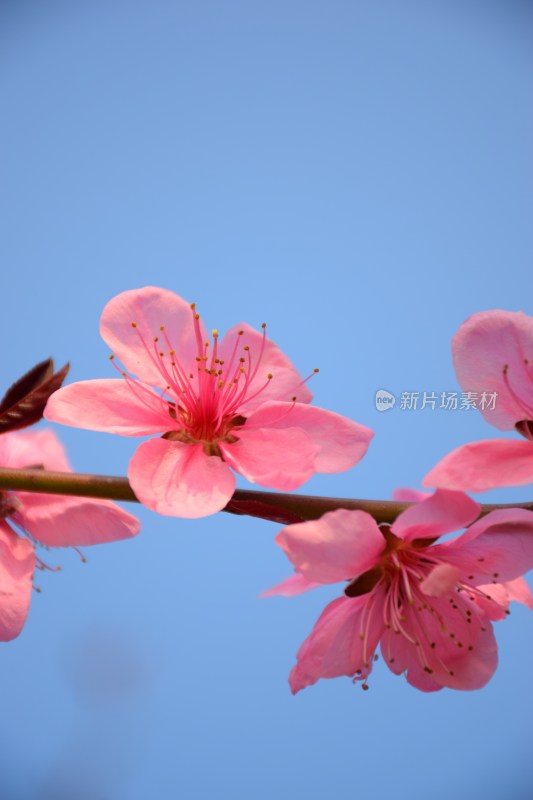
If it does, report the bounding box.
[131,322,137,328]
[160,325,165,331]
[109,354,115,360]
[218,380,224,389]
[212,329,219,337]
[267,373,273,380]
[313,368,319,373]
[170,350,175,356]
[195,313,200,320]
[243,345,250,351]
[190,303,196,310]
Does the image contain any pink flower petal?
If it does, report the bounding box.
[45,379,171,435]
[380,628,442,692]
[275,509,385,584]
[18,494,140,547]
[387,594,497,690]
[391,489,480,543]
[244,401,373,473]
[452,309,533,430]
[437,623,498,691]
[391,487,430,503]
[220,426,319,491]
[289,589,386,694]
[129,438,235,518]
[498,576,533,610]
[420,563,462,597]
[288,662,319,694]
[260,572,321,598]
[0,522,35,641]
[217,323,313,410]
[100,287,206,384]
[423,438,533,492]
[0,428,70,471]
[475,577,533,621]
[434,508,533,586]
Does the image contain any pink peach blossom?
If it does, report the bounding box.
[45,287,373,518]
[424,310,533,491]
[392,486,533,619]
[0,429,140,641]
[266,489,533,693]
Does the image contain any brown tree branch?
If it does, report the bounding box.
[1,467,532,524]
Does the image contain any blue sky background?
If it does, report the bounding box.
[1,1,533,798]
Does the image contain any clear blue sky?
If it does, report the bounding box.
[1,1,533,798]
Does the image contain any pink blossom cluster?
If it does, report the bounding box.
[0,429,139,640]
[266,490,533,693]
[3,288,533,696]
[45,287,373,517]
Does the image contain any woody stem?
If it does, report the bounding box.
[0,467,532,524]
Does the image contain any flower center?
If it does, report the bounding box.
[345,527,432,597]
[113,304,318,451]
[344,526,503,687]
[111,307,275,446]
[162,413,247,456]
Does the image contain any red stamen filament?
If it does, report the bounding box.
[502,363,533,419]
[117,307,319,447]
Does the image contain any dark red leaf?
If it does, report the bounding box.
[0,359,54,414]
[0,360,70,433]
